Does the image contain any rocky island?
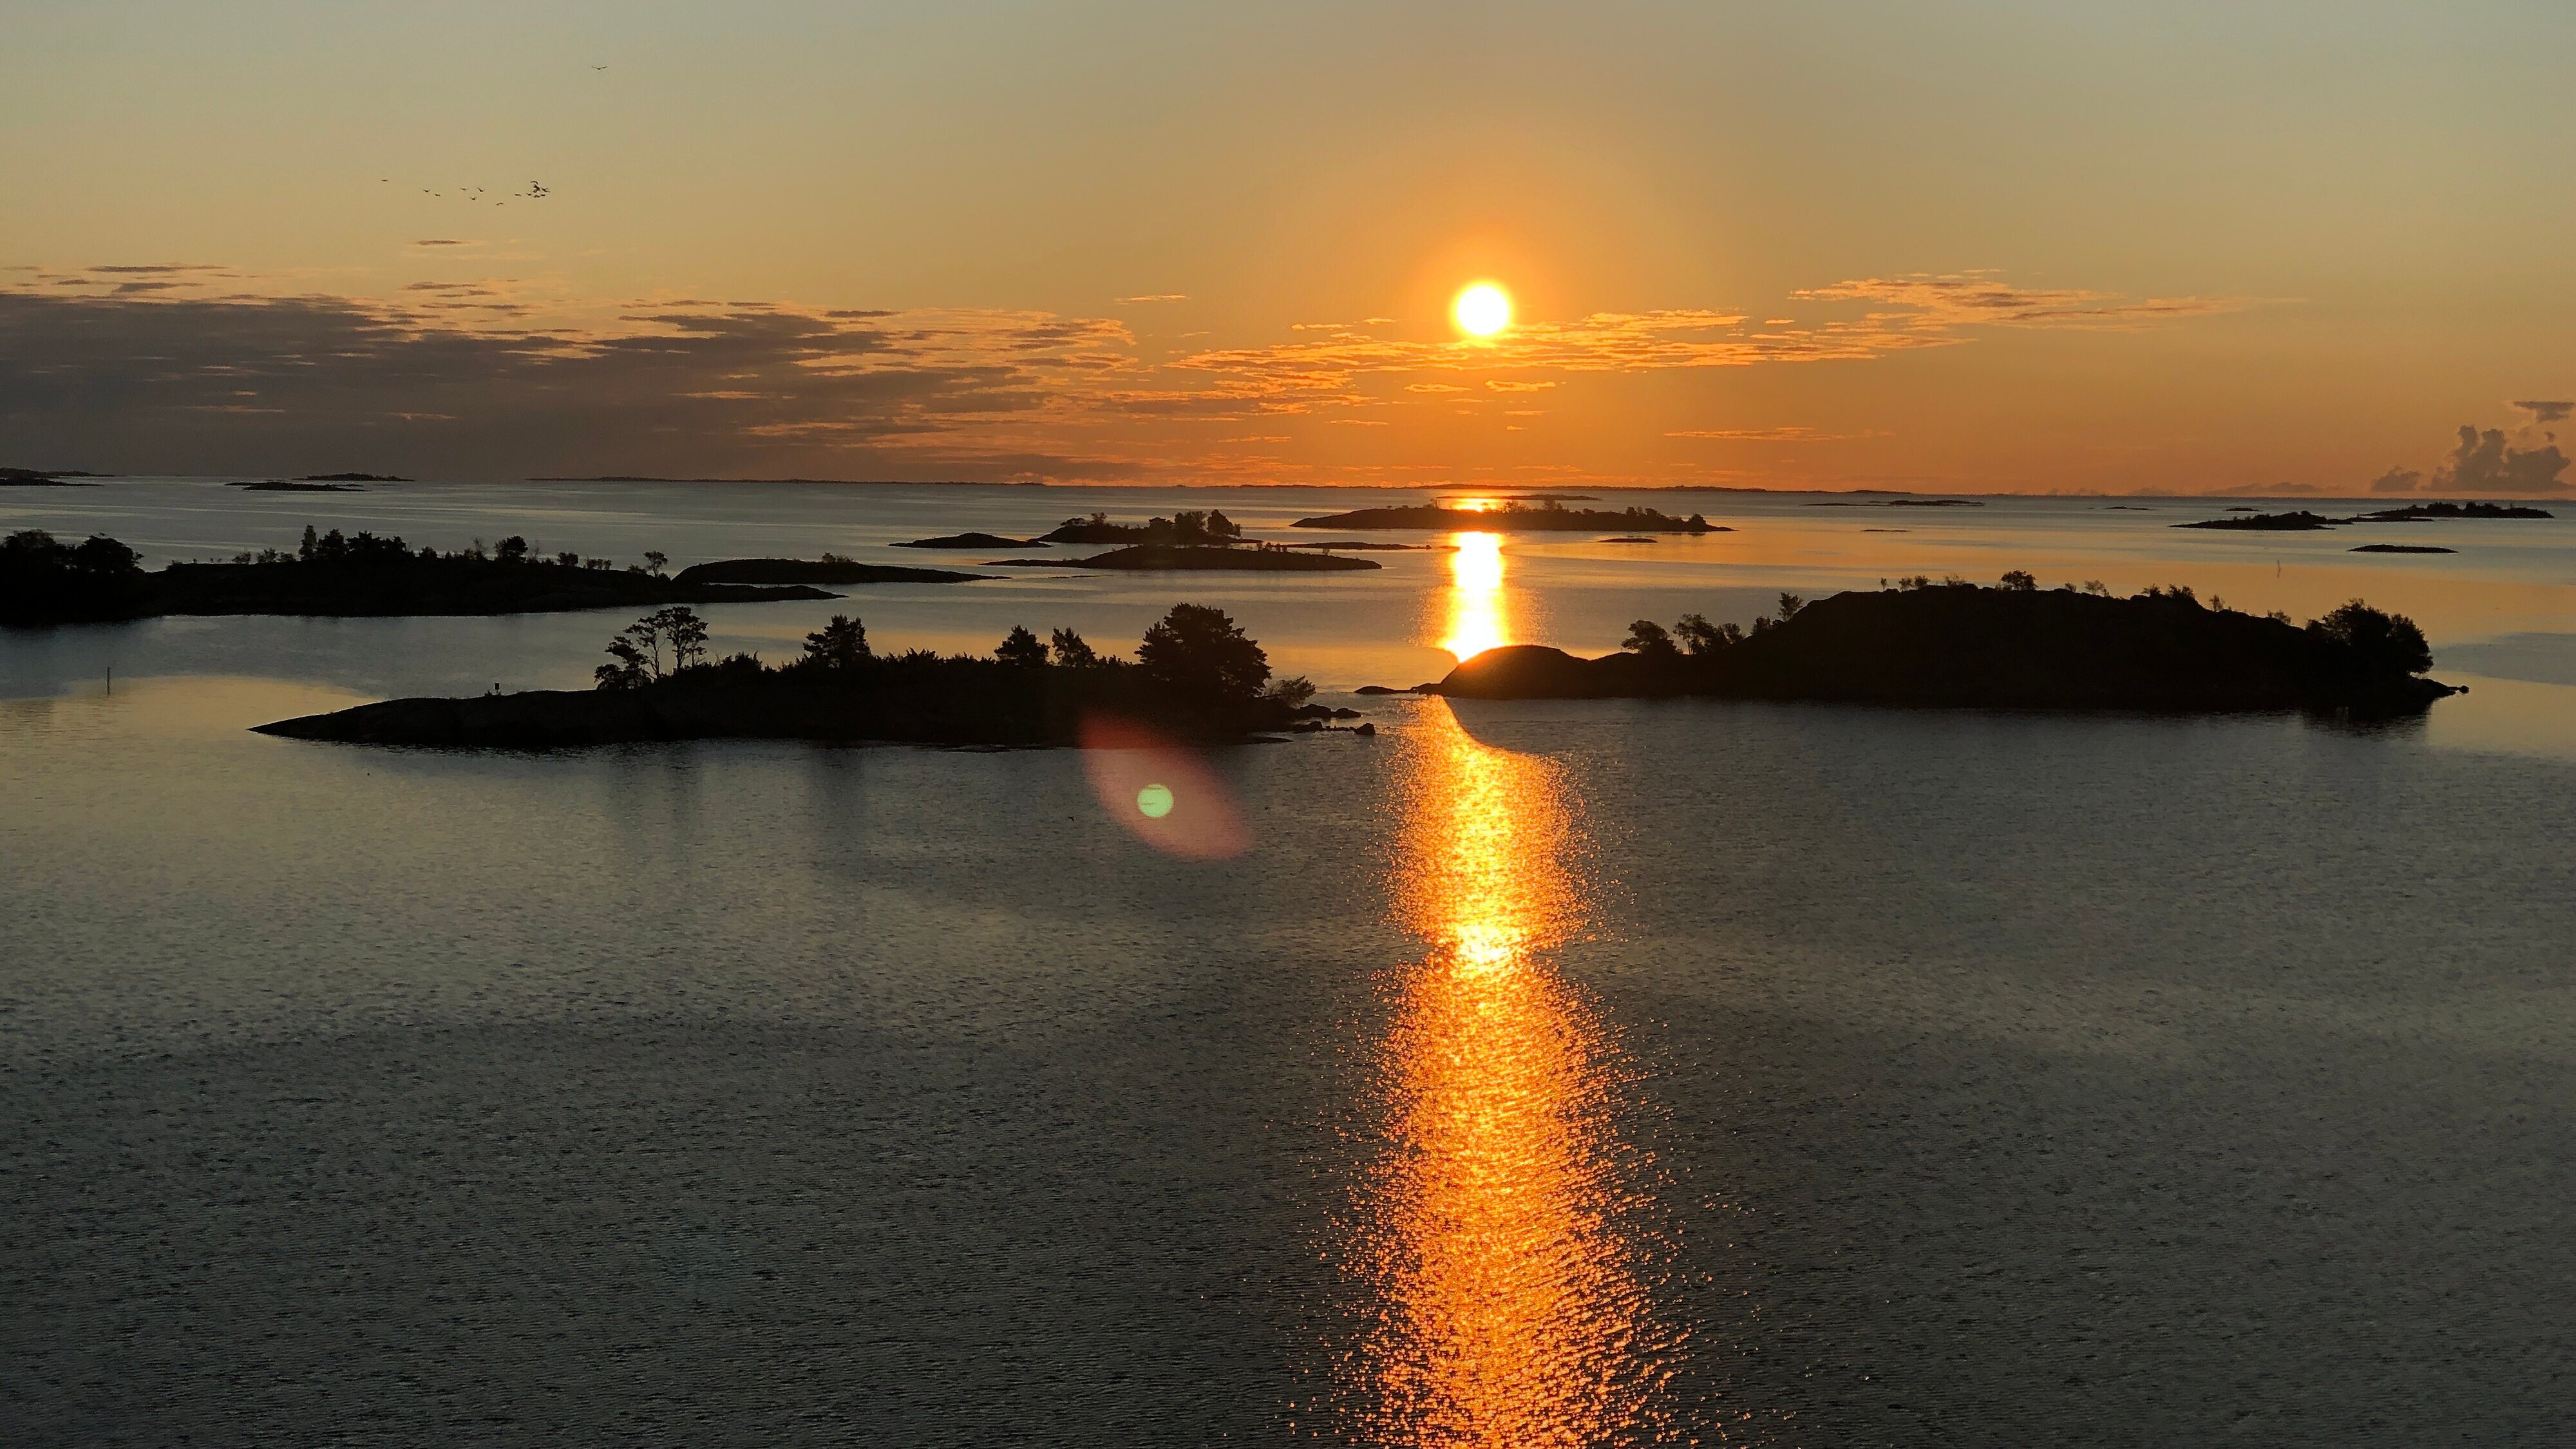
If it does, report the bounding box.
[1294,500,1724,533]
[256,603,1329,749]
[2179,501,2555,531]
[991,544,1379,572]
[1411,574,2454,715]
[670,556,988,585]
[895,532,1044,549]
[1,527,838,625]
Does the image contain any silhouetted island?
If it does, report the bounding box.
[1404,576,2454,715]
[299,472,410,482]
[2351,544,2457,554]
[670,557,989,585]
[232,479,366,492]
[2347,501,2553,522]
[255,604,1332,748]
[2175,510,2340,531]
[1293,502,1724,533]
[894,532,1043,549]
[1,468,88,488]
[990,544,1379,572]
[2181,501,2556,531]
[1039,509,1245,545]
[2,527,836,625]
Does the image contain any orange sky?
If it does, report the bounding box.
[3,3,2570,493]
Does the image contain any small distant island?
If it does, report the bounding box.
[256,603,1336,749]
[991,544,1379,572]
[231,479,368,493]
[894,532,1044,549]
[1293,501,1725,533]
[2351,544,2456,554]
[671,556,988,585]
[1037,509,1246,545]
[2180,501,2555,531]
[1405,573,2454,715]
[1806,498,1985,509]
[1,527,839,625]
[1,468,92,488]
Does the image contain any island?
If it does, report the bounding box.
[988,544,1379,572]
[2351,544,2456,554]
[1405,575,2454,715]
[299,472,410,482]
[2347,501,2553,522]
[2174,510,2340,531]
[894,532,1043,549]
[254,604,1334,749]
[2,527,838,625]
[1039,509,1245,545]
[1292,502,1725,533]
[1,468,89,488]
[670,556,989,585]
[2179,501,2556,530]
[231,479,368,492]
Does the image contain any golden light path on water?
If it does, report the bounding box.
[1341,695,1679,1439]
[1437,531,1508,662]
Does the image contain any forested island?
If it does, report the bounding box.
[256,603,1334,748]
[1039,509,1245,545]
[1,527,839,625]
[1294,501,1723,533]
[1414,573,2454,715]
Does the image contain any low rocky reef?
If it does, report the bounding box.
[671,556,987,585]
[1294,502,1725,533]
[1410,576,2456,715]
[1,527,837,625]
[257,604,1335,750]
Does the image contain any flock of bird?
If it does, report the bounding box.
[379,65,597,205]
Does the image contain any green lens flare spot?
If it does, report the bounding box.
[1135,783,1175,819]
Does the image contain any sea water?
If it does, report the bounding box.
[5,479,2573,1443]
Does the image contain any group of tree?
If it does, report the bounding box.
[2,528,142,580]
[601,600,1313,706]
[1041,510,1244,545]
[216,526,655,576]
[1621,572,2432,678]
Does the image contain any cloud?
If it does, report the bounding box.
[1115,294,1188,304]
[2512,399,2571,425]
[412,240,469,247]
[1667,426,1870,442]
[1790,271,2257,331]
[2369,466,2423,493]
[1484,379,1555,392]
[2434,424,2568,494]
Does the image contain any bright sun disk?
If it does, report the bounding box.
[1452,283,1511,338]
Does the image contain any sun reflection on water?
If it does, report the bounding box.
[1438,533,1509,662]
[1343,703,1677,1445]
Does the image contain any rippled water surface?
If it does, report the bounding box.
[6,480,2576,1444]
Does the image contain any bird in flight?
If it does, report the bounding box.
[592,64,608,71]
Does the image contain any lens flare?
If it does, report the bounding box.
[1452,283,1512,338]
[1079,714,1249,858]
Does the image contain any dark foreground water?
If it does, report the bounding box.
[7,481,2576,1443]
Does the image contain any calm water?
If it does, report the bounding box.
[6,480,2576,1444]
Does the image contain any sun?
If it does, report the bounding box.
[1452,283,1512,338]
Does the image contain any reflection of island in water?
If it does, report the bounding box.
[1345,703,1676,1444]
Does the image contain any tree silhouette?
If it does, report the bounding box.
[995,625,1050,667]
[1049,627,1099,667]
[1139,603,1270,700]
[1622,619,1680,659]
[2309,599,2432,674]
[595,606,710,689]
[802,614,871,668]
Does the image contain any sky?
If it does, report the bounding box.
[2,0,2571,493]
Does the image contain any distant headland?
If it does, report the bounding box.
[1,527,846,625]
[1403,574,2454,716]
[255,604,1341,750]
[2179,501,2555,531]
[671,556,988,585]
